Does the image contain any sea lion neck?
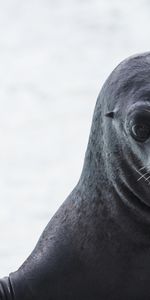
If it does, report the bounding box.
[78,95,109,199]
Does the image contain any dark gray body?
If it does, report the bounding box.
[1,53,150,299]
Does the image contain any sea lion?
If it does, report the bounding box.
[1,52,150,299]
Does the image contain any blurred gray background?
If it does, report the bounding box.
[0,0,150,276]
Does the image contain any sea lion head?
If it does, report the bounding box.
[81,52,150,209]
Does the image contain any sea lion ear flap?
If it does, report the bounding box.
[104,111,114,118]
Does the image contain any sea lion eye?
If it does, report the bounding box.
[131,123,150,142]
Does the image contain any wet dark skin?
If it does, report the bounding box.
[1,52,150,300]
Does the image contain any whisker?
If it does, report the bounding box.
[135,166,150,185]
[138,166,146,171]
[137,171,150,181]
[145,175,150,182]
